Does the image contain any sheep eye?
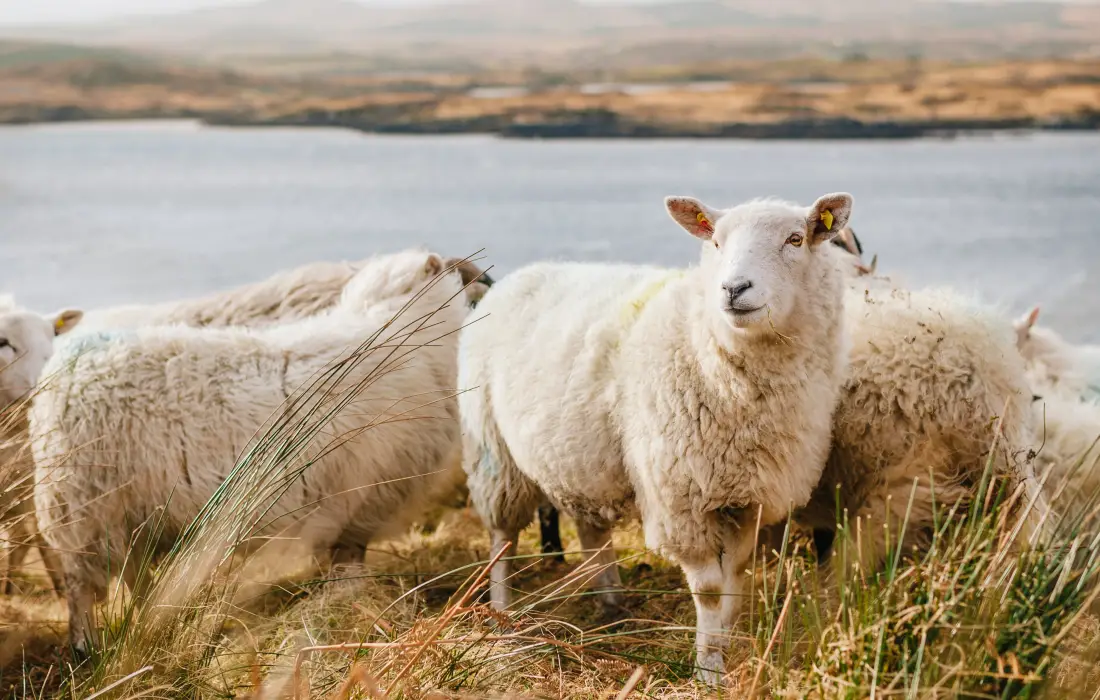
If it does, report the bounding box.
[0,338,11,351]
[786,233,804,247]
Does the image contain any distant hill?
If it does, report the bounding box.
[5,0,1099,69]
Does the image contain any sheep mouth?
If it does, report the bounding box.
[726,304,764,316]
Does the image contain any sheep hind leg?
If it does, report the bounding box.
[0,524,27,595]
[575,520,624,610]
[537,504,566,564]
[33,528,66,595]
[680,533,756,687]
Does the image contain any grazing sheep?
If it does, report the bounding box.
[31,249,469,651]
[793,281,1042,566]
[0,304,83,594]
[461,193,854,684]
[1014,306,1100,403]
[79,255,493,332]
[1029,393,1100,523]
[774,238,1046,569]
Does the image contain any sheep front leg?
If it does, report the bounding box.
[575,520,624,610]
[489,527,518,610]
[66,576,100,657]
[681,534,755,687]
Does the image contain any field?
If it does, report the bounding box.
[6,296,1100,700]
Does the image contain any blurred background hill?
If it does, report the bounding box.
[4,0,1100,75]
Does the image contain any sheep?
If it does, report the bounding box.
[30,249,470,651]
[0,304,83,594]
[530,225,882,566]
[460,193,854,684]
[1014,306,1100,403]
[78,255,493,333]
[791,280,1043,566]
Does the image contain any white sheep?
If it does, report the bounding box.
[460,193,854,684]
[1014,306,1100,403]
[0,303,83,594]
[78,255,492,332]
[31,249,470,651]
[793,280,1042,566]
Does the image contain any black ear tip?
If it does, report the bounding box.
[847,228,863,255]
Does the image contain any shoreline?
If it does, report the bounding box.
[4,110,1098,140]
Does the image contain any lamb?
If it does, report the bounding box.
[30,249,470,651]
[0,302,83,594]
[460,193,854,684]
[793,279,1043,566]
[78,254,493,332]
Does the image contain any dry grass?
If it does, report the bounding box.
[5,266,1100,698]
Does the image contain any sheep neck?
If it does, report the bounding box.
[689,266,846,401]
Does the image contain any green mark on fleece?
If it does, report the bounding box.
[619,271,686,325]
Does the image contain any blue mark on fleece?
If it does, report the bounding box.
[55,330,131,363]
[477,447,500,477]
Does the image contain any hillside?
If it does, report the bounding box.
[5,0,1100,69]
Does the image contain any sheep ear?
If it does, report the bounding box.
[424,253,444,278]
[50,309,83,336]
[808,193,853,245]
[1014,306,1040,346]
[665,196,721,241]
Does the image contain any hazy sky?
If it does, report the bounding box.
[0,0,1086,26]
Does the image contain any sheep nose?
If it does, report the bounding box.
[723,278,753,303]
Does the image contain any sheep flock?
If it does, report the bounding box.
[3,195,1098,691]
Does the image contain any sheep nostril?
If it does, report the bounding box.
[723,279,753,302]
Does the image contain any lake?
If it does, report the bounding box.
[1,120,1098,340]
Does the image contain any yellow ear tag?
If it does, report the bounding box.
[54,317,65,331]
[820,209,834,231]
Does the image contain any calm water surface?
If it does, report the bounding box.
[2,121,1098,340]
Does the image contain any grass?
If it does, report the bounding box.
[5,287,1100,697]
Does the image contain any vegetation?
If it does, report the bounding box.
[5,297,1100,698]
[1,48,1098,138]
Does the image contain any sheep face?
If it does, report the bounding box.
[665,193,853,334]
[0,308,83,405]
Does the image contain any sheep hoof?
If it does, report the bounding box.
[694,660,724,687]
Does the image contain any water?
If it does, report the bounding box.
[2,120,1099,341]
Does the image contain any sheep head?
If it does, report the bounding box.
[0,307,83,406]
[665,192,853,335]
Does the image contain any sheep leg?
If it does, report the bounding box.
[489,527,518,611]
[574,520,624,609]
[537,504,566,564]
[329,543,366,568]
[32,528,65,595]
[681,534,755,687]
[0,524,18,594]
[66,577,100,656]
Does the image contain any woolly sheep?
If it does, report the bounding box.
[792,279,1043,566]
[1014,306,1100,403]
[0,303,83,593]
[460,193,854,684]
[531,226,881,564]
[78,255,493,333]
[31,249,469,651]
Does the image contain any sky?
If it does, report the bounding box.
[0,0,1088,26]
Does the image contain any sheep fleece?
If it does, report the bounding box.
[461,261,846,564]
[31,277,465,589]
